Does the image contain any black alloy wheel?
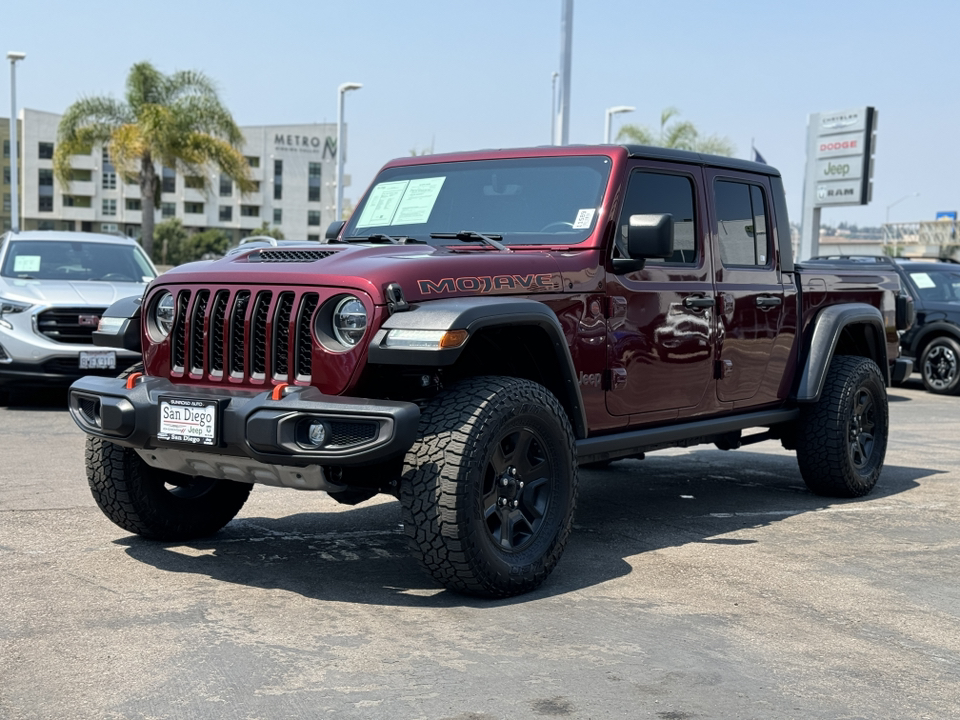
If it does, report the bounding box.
[482,427,554,552]
[401,376,578,598]
[920,336,960,395]
[847,386,878,471]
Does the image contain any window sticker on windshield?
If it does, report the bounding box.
[911,272,935,289]
[392,177,446,225]
[572,208,596,229]
[13,255,41,273]
[355,180,410,228]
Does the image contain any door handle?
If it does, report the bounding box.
[756,296,782,308]
[682,295,715,309]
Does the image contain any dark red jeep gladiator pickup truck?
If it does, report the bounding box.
[69,145,914,597]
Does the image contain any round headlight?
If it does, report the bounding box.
[332,296,367,347]
[154,292,175,338]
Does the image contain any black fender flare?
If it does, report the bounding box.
[795,303,888,403]
[367,297,587,438]
[92,295,142,352]
[906,320,960,358]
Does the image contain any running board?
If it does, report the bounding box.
[576,408,800,464]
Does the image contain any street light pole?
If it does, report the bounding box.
[7,51,25,233]
[335,82,362,222]
[604,105,634,144]
[550,71,559,145]
[557,0,573,145]
[885,192,920,224]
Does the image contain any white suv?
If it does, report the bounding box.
[0,231,156,392]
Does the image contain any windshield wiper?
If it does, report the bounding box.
[343,234,422,245]
[430,231,511,252]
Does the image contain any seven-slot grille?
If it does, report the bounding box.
[168,289,320,382]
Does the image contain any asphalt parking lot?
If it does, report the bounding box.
[1,379,958,720]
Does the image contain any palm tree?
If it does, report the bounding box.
[617,107,736,157]
[53,62,255,257]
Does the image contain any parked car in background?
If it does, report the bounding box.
[808,255,959,394]
[0,231,156,394]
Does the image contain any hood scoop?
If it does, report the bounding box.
[246,248,340,263]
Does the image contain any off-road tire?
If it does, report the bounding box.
[400,376,578,598]
[84,362,252,540]
[795,355,888,498]
[919,336,960,395]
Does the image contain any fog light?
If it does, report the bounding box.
[306,420,329,447]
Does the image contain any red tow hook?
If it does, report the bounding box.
[125,372,143,389]
[271,383,290,401]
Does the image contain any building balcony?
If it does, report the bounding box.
[183,188,207,203]
[69,155,97,170]
[60,206,96,221]
[64,180,95,197]
[238,213,263,229]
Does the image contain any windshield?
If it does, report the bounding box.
[344,156,612,246]
[908,269,960,303]
[1,240,156,282]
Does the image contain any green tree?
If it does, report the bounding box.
[617,107,736,157]
[153,218,189,266]
[53,61,255,258]
[251,221,285,240]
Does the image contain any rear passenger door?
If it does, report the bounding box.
[706,170,789,407]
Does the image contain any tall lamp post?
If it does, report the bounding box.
[7,51,25,233]
[604,105,634,144]
[335,82,362,222]
[886,192,920,224]
[550,71,559,145]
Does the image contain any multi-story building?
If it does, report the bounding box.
[2,109,349,244]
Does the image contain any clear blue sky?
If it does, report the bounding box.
[4,0,955,227]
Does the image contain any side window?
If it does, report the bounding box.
[618,171,697,265]
[715,180,769,267]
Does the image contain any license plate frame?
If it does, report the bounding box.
[157,396,219,446]
[79,350,116,370]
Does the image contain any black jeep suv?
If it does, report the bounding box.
[809,256,960,395]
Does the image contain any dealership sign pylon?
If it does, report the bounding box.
[799,106,877,260]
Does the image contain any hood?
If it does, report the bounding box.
[154,244,574,304]
[0,277,147,307]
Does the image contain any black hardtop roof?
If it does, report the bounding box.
[621,144,780,176]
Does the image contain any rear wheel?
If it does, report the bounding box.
[920,336,960,395]
[795,356,888,498]
[401,376,578,598]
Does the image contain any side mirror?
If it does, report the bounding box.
[324,220,346,243]
[612,213,674,273]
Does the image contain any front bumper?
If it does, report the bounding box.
[892,357,914,385]
[0,356,141,386]
[68,375,421,471]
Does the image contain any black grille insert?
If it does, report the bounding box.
[172,291,190,370]
[273,292,294,378]
[37,307,108,345]
[295,294,319,378]
[229,291,251,376]
[209,291,229,375]
[250,291,273,377]
[189,290,209,374]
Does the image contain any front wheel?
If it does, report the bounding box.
[86,436,252,540]
[795,356,889,498]
[920,336,960,395]
[401,377,578,598]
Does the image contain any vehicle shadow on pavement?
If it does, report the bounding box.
[117,448,938,608]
